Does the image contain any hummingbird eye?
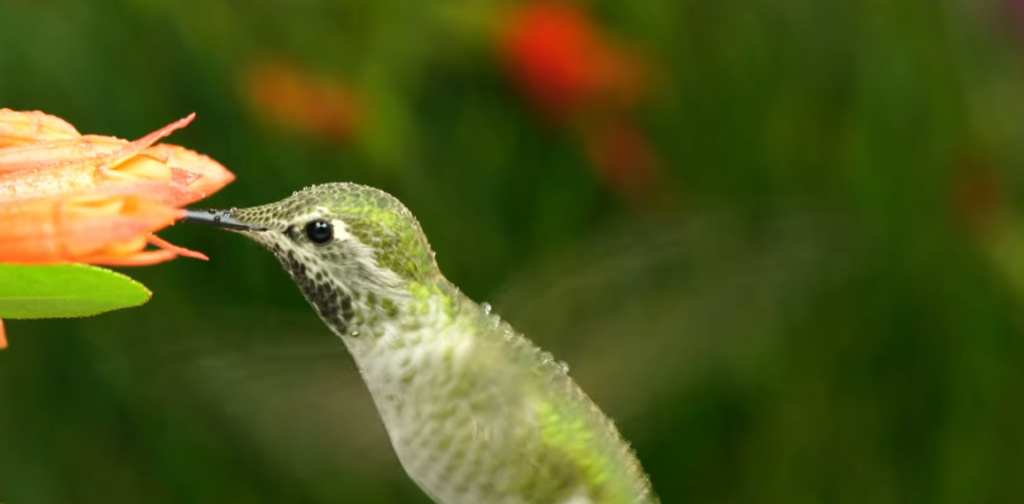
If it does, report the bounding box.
[304,220,334,245]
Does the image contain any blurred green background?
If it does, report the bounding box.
[3,0,1024,502]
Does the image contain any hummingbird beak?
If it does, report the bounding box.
[180,208,268,232]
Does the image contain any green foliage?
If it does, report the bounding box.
[0,264,151,319]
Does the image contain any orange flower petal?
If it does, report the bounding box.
[0,109,81,147]
[143,144,235,197]
[108,154,174,182]
[0,161,103,200]
[85,249,180,267]
[11,178,205,208]
[0,136,127,173]
[113,179,206,206]
[0,115,212,205]
[123,113,196,158]
[0,113,194,174]
[0,318,6,350]
[0,155,177,203]
[0,194,180,264]
[171,167,202,187]
[64,113,196,176]
[74,234,207,266]
[147,234,209,261]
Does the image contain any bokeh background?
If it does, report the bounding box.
[3,0,1024,502]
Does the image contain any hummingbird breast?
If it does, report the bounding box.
[342,300,658,504]
[357,324,539,503]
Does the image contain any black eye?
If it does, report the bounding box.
[304,220,333,245]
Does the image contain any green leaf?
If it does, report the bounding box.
[0,264,152,319]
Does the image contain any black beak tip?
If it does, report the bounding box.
[180,208,267,232]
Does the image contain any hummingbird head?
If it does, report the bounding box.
[183,182,444,337]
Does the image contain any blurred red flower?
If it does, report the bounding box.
[953,152,1002,231]
[582,120,658,202]
[247,62,361,140]
[499,1,643,120]
[1010,0,1024,23]
[498,1,661,202]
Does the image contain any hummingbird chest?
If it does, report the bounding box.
[350,326,608,504]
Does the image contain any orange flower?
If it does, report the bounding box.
[0,192,204,265]
[0,110,234,266]
[498,1,643,120]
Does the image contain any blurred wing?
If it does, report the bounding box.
[491,210,849,432]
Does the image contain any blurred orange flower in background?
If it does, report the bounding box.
[247,62,361,140]
[0,109,234,267]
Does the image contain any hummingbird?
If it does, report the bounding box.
[182,182,659,504]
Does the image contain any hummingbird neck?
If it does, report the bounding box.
[351,280,453,334]
[295,271,461,349]
[324,278,464,368]
[268,242,457,345]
